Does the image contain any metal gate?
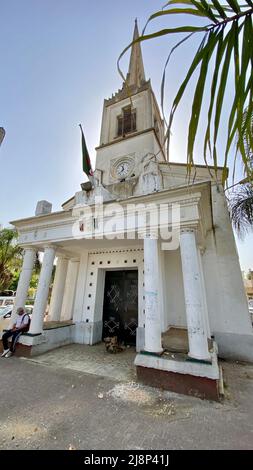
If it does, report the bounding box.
[102,270,138,345]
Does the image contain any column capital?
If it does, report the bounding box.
[56,254,69,261]
[180,226,198,235]
[43,244,56,251]
[22,246,37,253]
[138,230,158,240]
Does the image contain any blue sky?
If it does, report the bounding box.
[0,0,252,272]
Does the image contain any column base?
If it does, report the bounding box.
[141,349,164,357]
[135,346,221,401]
[187,353,212,365]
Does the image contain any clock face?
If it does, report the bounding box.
[116,161,130,178]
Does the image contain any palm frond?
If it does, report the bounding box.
[228,183,253,237]
[119,1,253,182]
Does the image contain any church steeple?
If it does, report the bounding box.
[126,19,146,88]
[96,19,165,183]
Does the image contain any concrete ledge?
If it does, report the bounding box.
[214,331,253,362]
[136,365,220,401]
[135,351,219,380]
[30,325,75,355]
[19,334,47,346]
[135,350,220,401]
[11,324,75,356]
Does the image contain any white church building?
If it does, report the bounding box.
[9,22,253,399]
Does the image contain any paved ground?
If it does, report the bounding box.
[0,345,253,450]
[25,343,137,382]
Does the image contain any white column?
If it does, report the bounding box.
[158,243,167,332]
[29,246,56,335]
[73,252,88,323]
[11,248,36,318]
[61,258,80,321]
[48,256,69,322]
[180,230,211,361]
[144,235,163,353]
[197,248,211,339]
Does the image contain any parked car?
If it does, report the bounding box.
[0,296,15,307]
[0,306,13,331]
[0,305,33,332]
[249,300,253,323]
[0,290,16,297]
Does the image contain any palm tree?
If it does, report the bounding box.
[119,1,253,184]
[228,105,253,235]
[0,228,22,291]
[229,183,253,237]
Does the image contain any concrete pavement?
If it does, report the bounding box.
[0,346,253,450]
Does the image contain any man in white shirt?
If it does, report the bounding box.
[1,307,30,358]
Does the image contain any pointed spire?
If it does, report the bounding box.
[126,19,146,88]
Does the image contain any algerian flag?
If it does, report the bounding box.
[0,127,5,146]
[79,124,93,178]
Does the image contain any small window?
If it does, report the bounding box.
[154,117,159,135]
[117,106,137,137]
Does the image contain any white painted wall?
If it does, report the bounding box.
[73,251,89,323]
[61,258,80,321]
[163,249,187,329]
[202,185,252,335]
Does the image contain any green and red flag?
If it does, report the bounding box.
[79,124,93,177]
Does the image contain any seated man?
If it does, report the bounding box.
[1,307,30,358]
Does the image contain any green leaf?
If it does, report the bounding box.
[223,22,240,177]
[226,0,241,14]
[190,0,219,21]
[235,16,252,172]
[211,0,227,19]
[187,30,219,167]
[163,0,197,7]
[161,32,197,117]
[198,0,220,22]
[167,32,213,154]
[212,23,236,171]
[166,31,215,156]
[142,8,213,37]
[203,27,227,163]
[117,26,208,83]
[146,8,208,21]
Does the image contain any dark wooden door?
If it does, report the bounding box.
[102,270,138,345]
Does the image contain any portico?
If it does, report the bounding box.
[10,180,212,352]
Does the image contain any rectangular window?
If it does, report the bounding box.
[117,116,123,136]
[117,106,136,137]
